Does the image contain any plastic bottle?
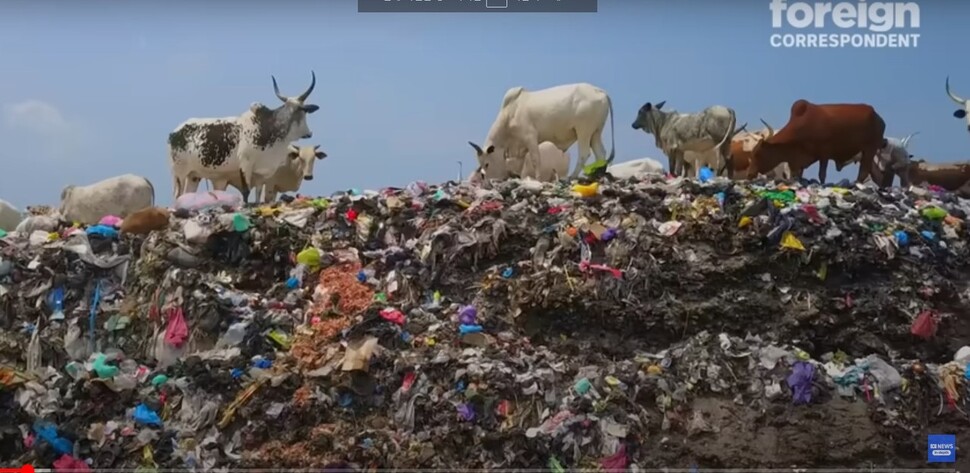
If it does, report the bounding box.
[287,263,306,289]
[49,287,65,321]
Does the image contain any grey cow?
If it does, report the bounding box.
[632,101,738,178]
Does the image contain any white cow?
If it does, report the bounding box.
[946,77,970,135]
[60,174,155,225]
[169,72,319,204]
[468,83,615,179]
[470,141,569,184]
[0,199,22,232]
[605,158,665,179]
[210,144,327,202]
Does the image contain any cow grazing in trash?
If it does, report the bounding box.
[907,160,970,194]
[946,76,970,135]
[730,120,791,181]
[59,174,155,226]
[211,144,327,203]
[468,83,616,179]
[470,141,569,184]
[168,72,319,204]
[632,101,739,178]
[747,100,886,184]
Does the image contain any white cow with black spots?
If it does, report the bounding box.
[168,72,319,204]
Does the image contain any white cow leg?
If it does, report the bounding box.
[590,132,607,163]
[263,187,278,204]
[571,135,593,178]
[183,177,201,194]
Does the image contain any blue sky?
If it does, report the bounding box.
[0,0,965,208]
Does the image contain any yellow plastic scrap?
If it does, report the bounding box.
[572,182,599,197]
[829,187,850,194]
[296,247,321,269]
[738,216,753,228]
[780,231,806,251]
[257,206,276,217]
[218,378,266,429]
[646,364,663,375]
[267,330,291,350]
[794,348,811,360]
[816,262,828,281]
[604,376,621,386]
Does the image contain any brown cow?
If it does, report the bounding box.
[907,160,970,195]
[730,119,791,180]
[747,100,886,184]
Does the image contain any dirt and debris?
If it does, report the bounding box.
[1,174,969,470]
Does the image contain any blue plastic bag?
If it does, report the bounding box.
[698,167,714,183]
[133,404,162,426]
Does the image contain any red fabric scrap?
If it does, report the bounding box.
[600,444,628,473]
[164,307,189,348]
[54,454,91,473]
[379,308,406,326]
[579,261,623,279]
[401,372,416,393]
[910,310,938,340]
[346,208,358,222]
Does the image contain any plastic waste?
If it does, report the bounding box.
[47,286,66,321]
[911,310,938,340]
[287,263,307,289]
[787,361,815,404]
[698,166,714,183]
[133,404,162,426]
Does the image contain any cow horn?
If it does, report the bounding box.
[734,122,748,134]
[901,131,919,148]
[468,141,484,156]
[946,77,967,105]
[760,118,775,138]
[271,76,288,103]
[297,71,316,102]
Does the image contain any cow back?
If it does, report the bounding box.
[775,101,885,160]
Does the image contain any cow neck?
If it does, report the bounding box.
[649,110,673,136]
[251,104,299,150]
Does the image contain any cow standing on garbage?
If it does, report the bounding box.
[168,72,319,204]
[59,174,155,225]
[907,160,970,194]
[468,83,615,179]
[470,141,569,184]
[729,120,791,181]
[631,101,739,178]
[946,77,970,135]
[211,144,328,203]
[747,100,886,184]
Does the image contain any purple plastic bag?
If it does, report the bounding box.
[787,361,815,405]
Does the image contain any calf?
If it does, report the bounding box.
[471,141,568,183]
[468,83,615,179]
[212,144,327,202]
[730,120,791,180]
[946,77,970,135]
[748,100,885,184]
[120,207,170,235]
[632,101,738,178]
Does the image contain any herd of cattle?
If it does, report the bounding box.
[163,72,970,205]
[3,72,970,233]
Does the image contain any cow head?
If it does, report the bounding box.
[632,101,666,133]
[468,141,507,180]
[946,76,970,134]
[748,118,780,178]
[286,144,327,181]
[271,71,319,140]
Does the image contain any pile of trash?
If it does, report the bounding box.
[1,175,969,470]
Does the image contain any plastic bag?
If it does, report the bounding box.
[175,191,242,212]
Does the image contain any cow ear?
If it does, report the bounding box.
[954,109,967,118]
[302,104,320,114]
[485,145,495,154]
[315,151,327,159]
[642,102,652,111]
[656,101,665,110]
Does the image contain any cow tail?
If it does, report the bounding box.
[713,110,736,175]
[144,177,155,207]
[606,94,616,165]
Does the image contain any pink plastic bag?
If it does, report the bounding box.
[164,307,189,347]
[98,215,122,227]
[911,310,938,340]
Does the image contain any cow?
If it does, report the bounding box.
[747,100,886,184]
[729,120,791,181]
[842,133,918,187]
[470,141,569,184]
[631,101,738,179]
[208,144,327,203]
[168,72,319,204]
[946,77,970,134]
[60,174,155,226]
[468,83,615,179]
[0,199,22,232]
[605,158,665,179]
[120,207,171,235]
[907,160,970,194]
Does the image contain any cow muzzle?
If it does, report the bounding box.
[302,132,313,139]
[631,122,640,130]
[304,175,314,181]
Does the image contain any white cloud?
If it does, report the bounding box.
[2,100,83,158]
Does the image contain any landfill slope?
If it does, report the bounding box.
[1,176,969,470]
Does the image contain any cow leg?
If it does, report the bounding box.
[183,177,201,194]
[721,143,734,179]
[590,131,607,163]
[172,174,182,202]
[570,135,593,178]
[855,150,875,184]
[818,158,829,184]
[264,186,278,204]
[666,155,678,176]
